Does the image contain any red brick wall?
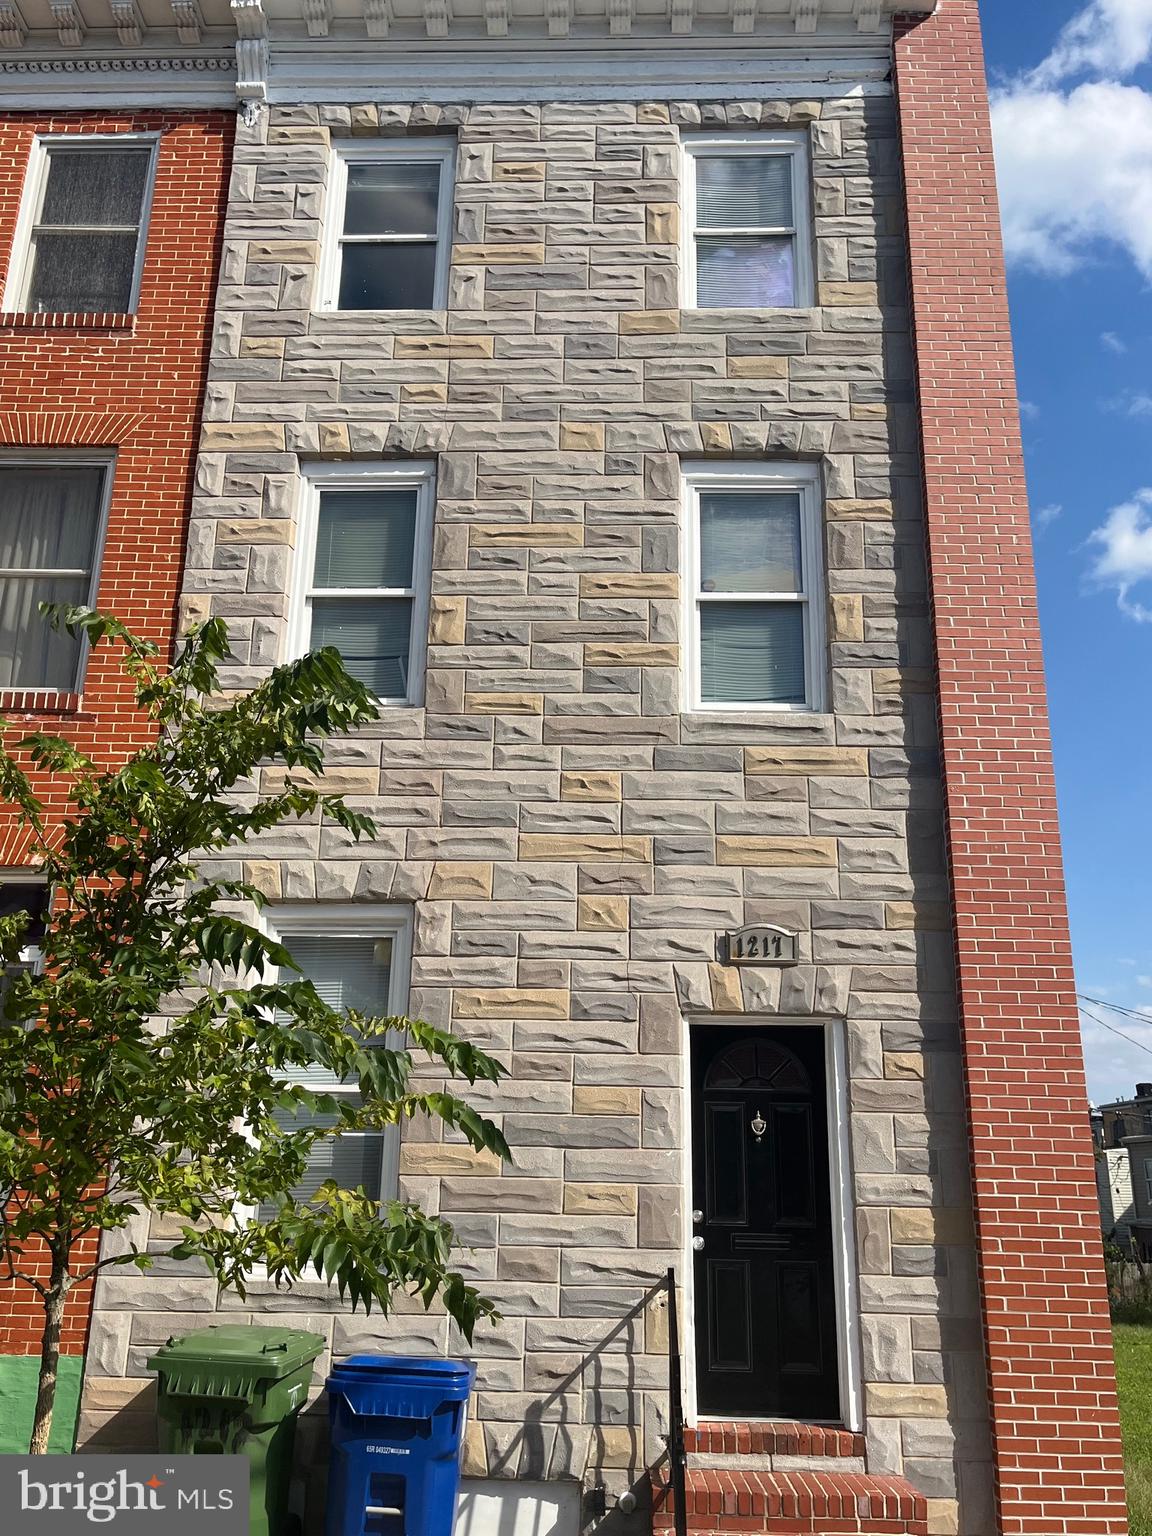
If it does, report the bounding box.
[893,8,1129,1533]
[0,110,233,1361]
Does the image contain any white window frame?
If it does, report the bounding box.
[237,902,414,1231]
[288,460,435,708]
[317,138,455,313]
[1144,1158,1152,1204]
[681,131,814,311]
[681,460,826,715]
[2,133,160,316]
[0,452,115,695]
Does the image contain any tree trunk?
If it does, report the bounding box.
[28,1254,70,1455]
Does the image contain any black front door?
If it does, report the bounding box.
[691,1024,840,1420]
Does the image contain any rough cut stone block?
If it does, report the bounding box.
[746,745,870,775]
[453,988,569,1020]
[715,836,837,867]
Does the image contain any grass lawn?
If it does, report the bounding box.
[1115,1325,1152,1535]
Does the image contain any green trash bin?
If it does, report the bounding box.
[147,1324,325,1536]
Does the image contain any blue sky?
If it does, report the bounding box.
[981,0,1152,1103]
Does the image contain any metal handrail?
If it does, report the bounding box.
[665,1266,688,1536]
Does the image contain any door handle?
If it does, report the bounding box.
[692,1236,704,1251]
[692,1209,703,1224]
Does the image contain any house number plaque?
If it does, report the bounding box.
[723,925,799,966]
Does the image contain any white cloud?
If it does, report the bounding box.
[991,81,1152,278]
[1035,502,1063,527]
[1080,997,1152,1104]
[1030,0,1152,85]
[1102,330,1129,352]
[1019,399,1041,419]
[1104,389,1152,415]
[1087,487,1152,619]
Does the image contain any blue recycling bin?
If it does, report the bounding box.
[325,1355,477,1536]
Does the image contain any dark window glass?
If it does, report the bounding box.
[38,149,150,228]
[27,230,140,314]
[25,146,151,314]
[343,163,440,237]
[0,882,49,940]
[338,242,437,311]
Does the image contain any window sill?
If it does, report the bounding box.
[313,307,445,321]
[0,311,136,334]
[682,304,815,316]
[0,689,85,717]
[687,703,827,716]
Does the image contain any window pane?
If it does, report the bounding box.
[0,575,88,689]
[0,466,103,571]
[700,492,803,593]
[310,596,413,698]
[695,154,793,229]
[343,162,441,236]
[26,229,139,313]
[39,148,150,228]
[258,1122,386,1218]
[260,933,394,1218]
[313,489,417,589]
[700,601,806,705]
[0,883,49,940]
[696,236,796,308]
[338,241,437,310]
[278,934,393,1087]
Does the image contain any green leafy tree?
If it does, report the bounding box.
[0,608,509,1455]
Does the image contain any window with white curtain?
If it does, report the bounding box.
[320,140,454,311]
[0,463,108,692]
[5,137,158,315]
[290,463,433,705]
[683,133,812,309]
[683,463,825,712]
[257,907,412,1222]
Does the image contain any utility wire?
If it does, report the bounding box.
[1080,994,1152,1028]
[1078,999,1152,1062]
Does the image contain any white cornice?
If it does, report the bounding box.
[255,0,933,39]
[0,0,933,105]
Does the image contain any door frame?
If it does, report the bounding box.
[679,1014,863,1431]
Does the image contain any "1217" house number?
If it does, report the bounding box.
[723,926,799,966]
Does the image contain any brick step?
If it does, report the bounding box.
[651,1468,928,1535]
[685,1423,866,1461]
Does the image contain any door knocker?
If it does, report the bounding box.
[750,1109,766,1143]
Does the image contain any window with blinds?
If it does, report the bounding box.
[684,465,825,712]
[0,462,108,691]
[7,138,157,315]
[294,465,433,705]
[258,927,405,1222]
[322,141,454,312]
[683,134,812,310]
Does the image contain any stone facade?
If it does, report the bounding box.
[79,86,996,1536]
